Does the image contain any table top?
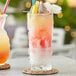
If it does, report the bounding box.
[0,55,76,76]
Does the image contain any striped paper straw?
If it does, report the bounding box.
[3,0,10,14]
[32,0,36,5]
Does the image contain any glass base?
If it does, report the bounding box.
[31,65,52,71]
[0,63,10,70]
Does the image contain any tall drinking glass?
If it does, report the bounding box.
[27,14,53,71]
[0,14,10,65]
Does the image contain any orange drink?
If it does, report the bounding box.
[0,14,10,65]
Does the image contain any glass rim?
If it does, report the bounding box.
[0,14,8,17]
[27,13,53,16]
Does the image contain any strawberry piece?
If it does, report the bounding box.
[40,1,44,3]
[40,40,46,48]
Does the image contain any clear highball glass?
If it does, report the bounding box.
[27,13,53,71]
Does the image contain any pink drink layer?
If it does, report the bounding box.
[28,14,53,67]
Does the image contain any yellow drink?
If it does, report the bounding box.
[0,14,10,65]
[0,29,10,64]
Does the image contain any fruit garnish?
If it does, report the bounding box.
[32,5,38,14]
[44,2,62,14]
[32,1,39,14]
[30,1,62,14]
[35,1,39,6]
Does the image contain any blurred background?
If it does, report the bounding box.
[0,0,76,59]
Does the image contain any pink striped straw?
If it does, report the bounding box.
[3,0,10,14]
[0,17,3,28]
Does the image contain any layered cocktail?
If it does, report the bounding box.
[27,1,62,71]
[28,14,53,70]
[0,14,10,65]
